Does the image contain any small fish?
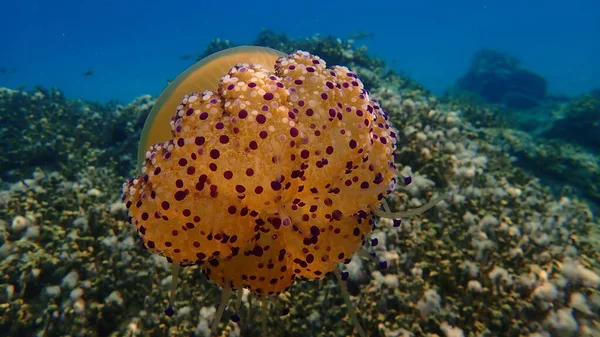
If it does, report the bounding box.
[179,54,193,61]
[0,67,6,74]
[83,69,94,76]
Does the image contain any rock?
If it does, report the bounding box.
[542,89,600,152]
[456,49,547,109]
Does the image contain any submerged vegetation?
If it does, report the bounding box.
[0,31,599,337]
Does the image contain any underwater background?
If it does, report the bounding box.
[1,0,599,336]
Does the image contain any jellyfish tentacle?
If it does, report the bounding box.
[333,266,367,337]
[210,281,231,335]
[371,192,451,219]
[164,263,180,317]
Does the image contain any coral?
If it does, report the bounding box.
[440,91,508,129]
[196,38,237,62]
[491,128,600,205]
[195,29,423,93]
[0,168,150,336]
[359,86,600,336]
[0,87,152,181]
[1,32,599,337]
[541,89,600,152]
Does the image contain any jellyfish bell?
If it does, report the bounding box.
[137,46,287,169]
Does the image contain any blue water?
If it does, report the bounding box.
[1,0,598,103]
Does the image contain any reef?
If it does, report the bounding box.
[196,29,424,94]
[0,87,152,182]
[541,89,600,152]
[490,128,600,206]
[1,32,599,337]
[455,49,547,110]
[454,88,600,207]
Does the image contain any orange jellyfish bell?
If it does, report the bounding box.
[123,46,448,337]
[137,46,287,168]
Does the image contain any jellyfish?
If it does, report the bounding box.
[123,46,447,336]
